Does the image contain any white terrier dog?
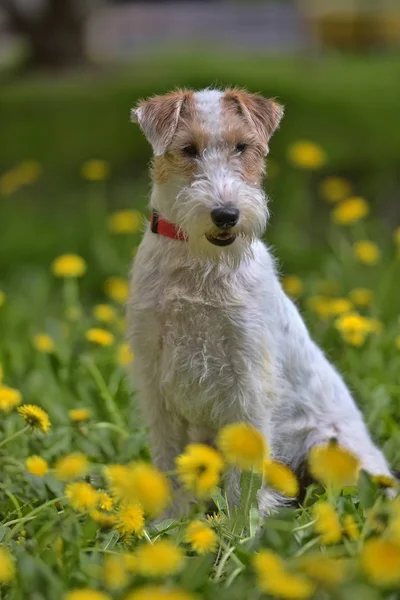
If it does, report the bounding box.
[127,88,392,513]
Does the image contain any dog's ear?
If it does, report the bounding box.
[224,89,284,152]
[131,90,189,156]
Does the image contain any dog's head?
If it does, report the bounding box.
[131,88,283,262]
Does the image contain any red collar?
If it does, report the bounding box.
[150,211,187,241]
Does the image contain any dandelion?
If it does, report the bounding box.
[51,254,87,278]
[18,404,51,434]
[104,464,131,499]
[361,537,400,586]
[104,277,129,304]
[16,160,42,185]
[103,554,129,590]
[331,197,369,226]
[64,589,111,600]
[258,571,315,599]
[85,328,115,347]
[335,312,375,346]
[117,343,134,366]
[81,159,110,181]
[0,290,5,308]
[26,455,49,477]
[0,385,22,413]
[342,514,360,540]
[92,304,117,323]
[122,553,137,572]
[134,540,184,577]
[176,444,224,498]
[319,176,352,203]
[96,490,113,511]
[116,503,144,537]
[32,333,55,353]
[287,141,326,169]
[282,275,304,298]
[298,555,346,587]
[127,462,171,517]
[263,459,299,497]
[308,440,360,489]
[217,422,267,470]
[185,521,218,554]
[108,210,143,235]
[68,408,92,422]
[0,546,15,584]
[354,240,381,265]
[55,453,89,481]
[253,549,284,574]
[328,298,353,316]
[125,587,196,600]
[307,296,352,321]
[349,288,374,307]
[90,510,117,530]
[372,474,397,488]
[65,482,98,512]
[313,501,342,545]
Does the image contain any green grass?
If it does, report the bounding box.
[1,54,400,599]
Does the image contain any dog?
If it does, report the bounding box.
[127,88,392,514]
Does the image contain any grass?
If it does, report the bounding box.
[1,54,400,599]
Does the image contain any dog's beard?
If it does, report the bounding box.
[172,177,268,267]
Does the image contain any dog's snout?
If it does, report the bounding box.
[211,207,239,229]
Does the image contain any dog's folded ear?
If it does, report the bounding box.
[131,90,190,156]
[224,89,284,153]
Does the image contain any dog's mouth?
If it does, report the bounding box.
[205,231,237,247]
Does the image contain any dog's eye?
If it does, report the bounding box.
[182,145,199,158]
[235,143,248,154]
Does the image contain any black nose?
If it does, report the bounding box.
[211,207,239,229]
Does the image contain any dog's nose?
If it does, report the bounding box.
[211,207,239,229]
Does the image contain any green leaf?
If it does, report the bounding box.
[180,554,214,590]
[358,470,378,510]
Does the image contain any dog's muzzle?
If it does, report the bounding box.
[207,206,238,246]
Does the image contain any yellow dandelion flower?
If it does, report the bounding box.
[0,385,22,413]
[104,277,129,304]
[18,404,50,434]
[122,553,136,572]
[185,521,218,554]
[135,540,184,577]
[259,570,315,599]
[307,297,352,321]
[81,159,110,182]
[372,474,397,488]
[16,160,42,185]
[55,453,89,481]
[66,482,98,512]
[0,290,5,308]
[26,455,49,477]
[298,555,346,587]
[64,589,111,600]
[349,288,374,307]
[361,537,400,586]
[253,549,284,575]
[103,554,129,590]
[32,333,55,354]
[319,176,352,203]
[68,408,92,422]
[282,275,304,298]
[176,444,224,498]
[335,312,374,346]
[328,298,353,316]
[116,503,144,537]
[331,197,369,226]
[354,240,381,265]
[97,490,113,511]
[127,462,171,517]
[125,587,196,600]
[104,464,131,499]
[217,422,267,470]
[287,140,326,170]
[108,210,143,235]
[342,514,360,540]
[263,459,299,497]
[51,254,87,278]
[90,510,117,530]
[92,304,117,323]
[0,546,15,584]
[313,501,342,545]
[394,227,400,246]
[85,328,115,347]
[308,441,360,489]
[117,343,134,366]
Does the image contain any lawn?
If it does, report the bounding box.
[0,54,400,599]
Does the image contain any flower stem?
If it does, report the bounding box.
[0,425,29,449]
[4,496,65,541]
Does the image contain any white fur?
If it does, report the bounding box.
[128,89,392,514]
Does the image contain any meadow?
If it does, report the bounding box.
[1,55,400,600]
